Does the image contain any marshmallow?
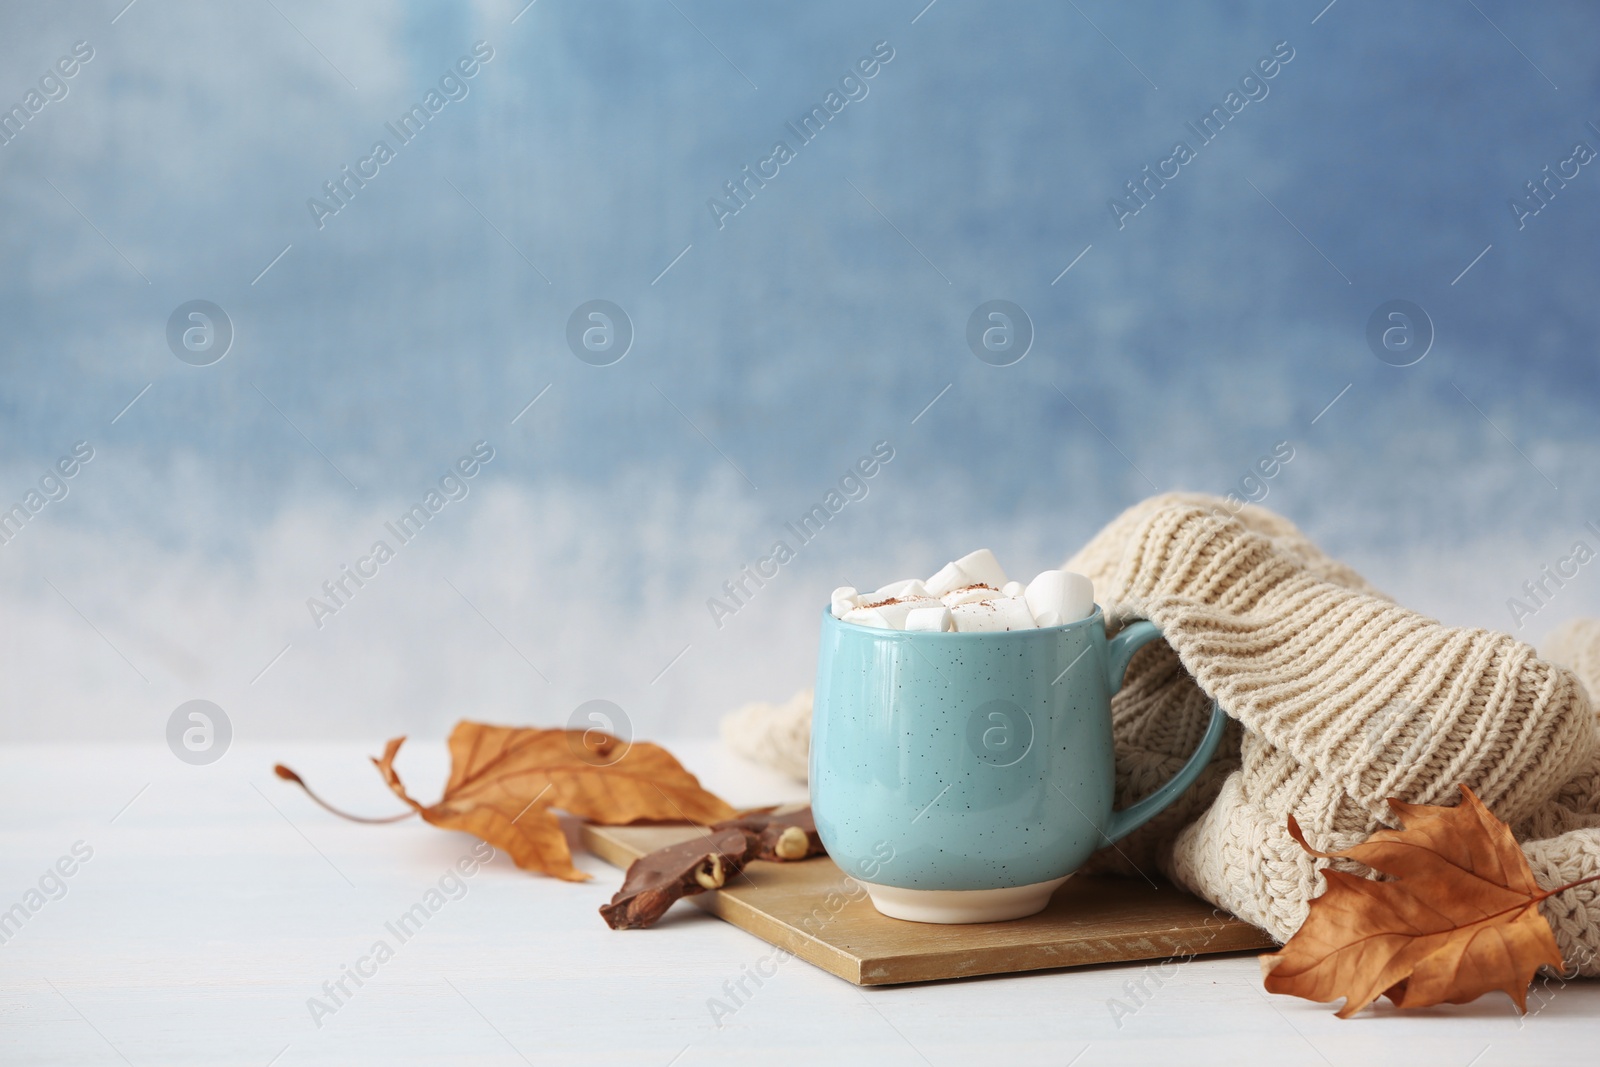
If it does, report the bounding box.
[949,596,1037,632]
[925,563,963,597]
[904,605,954,632]
[926,548,1009,597]
[954,549,1009,588]
[844,595,943,630]
[941,583,1001,608]
[1034,610,1064,628]
[868,578,930,601]
[830,586,859,618]
[1024,570,1094,626]
[1002,581,1025,598]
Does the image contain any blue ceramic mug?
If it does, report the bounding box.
[811,604,1227,923]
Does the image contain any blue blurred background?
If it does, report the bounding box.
[3,0,1597,742]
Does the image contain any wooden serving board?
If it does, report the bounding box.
[581,822,1275,986]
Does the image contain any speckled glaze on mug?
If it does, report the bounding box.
[810,604,1225,922]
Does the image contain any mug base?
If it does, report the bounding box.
[860,875,1072,924]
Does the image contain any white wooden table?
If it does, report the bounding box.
[1,740,1594,1066]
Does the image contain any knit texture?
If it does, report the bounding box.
[721,690,812,783]
[1067,494,1600,974]
[1525,618,1600,972]
[1545,618,1600,698]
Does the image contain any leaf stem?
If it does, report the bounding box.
[273,764,416,823]
[1538,871,1600,902]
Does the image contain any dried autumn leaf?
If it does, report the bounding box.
[374,721,738,882]
[1262,784,1579,1017]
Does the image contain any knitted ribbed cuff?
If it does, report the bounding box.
[1103,503,1596,832]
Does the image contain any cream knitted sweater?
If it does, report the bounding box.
[722,494,1600,972]
[1066,494,1600,974]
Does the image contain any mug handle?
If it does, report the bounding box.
[1100,619,1229,845]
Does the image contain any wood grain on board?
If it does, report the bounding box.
[582,822,1276,986]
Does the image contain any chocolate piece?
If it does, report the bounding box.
[599,808,828,931]
[599,828,752,930]
[711,806,825,862]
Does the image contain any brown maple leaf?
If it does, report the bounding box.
[1262,784,1598,1017]
[279,721,737,882]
